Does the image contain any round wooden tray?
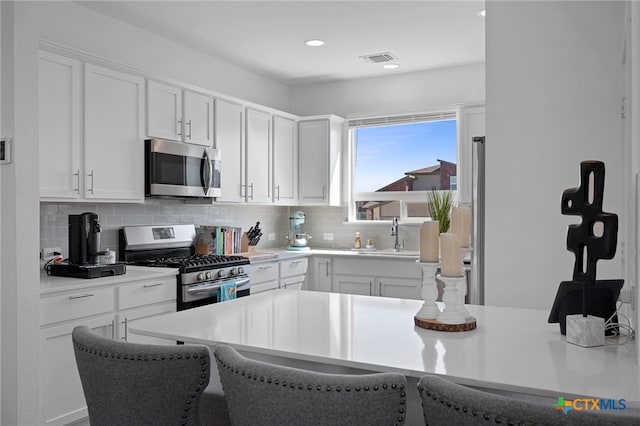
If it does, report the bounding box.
[414,316,477,332]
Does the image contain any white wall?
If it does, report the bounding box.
[1,2,40,425]
[485,1,625,310]
[290,62,485,118]
[37,1,291,112]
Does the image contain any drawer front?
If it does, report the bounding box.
[251,280,279,294]
[280,257,309,278]
[118,277,177,310]
[251,262,279,284]
[280,275,305,290]
[333,258,420,279]
[40,287,114,325]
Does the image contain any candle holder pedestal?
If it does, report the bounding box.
[414,274,477,332]
[414,261,440,320]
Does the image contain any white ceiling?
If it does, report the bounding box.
[78,1,485,86]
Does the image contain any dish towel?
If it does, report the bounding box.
[218,282,237,302]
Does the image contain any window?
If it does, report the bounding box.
[348,111,458,222]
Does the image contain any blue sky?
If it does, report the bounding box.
[354,120,457,192]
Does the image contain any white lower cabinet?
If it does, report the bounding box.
[333,274,373,296]
[40,315,114,426]
[310,256,332,292]
[250,257,309,294]
[250,262,280,294]
[39,274,177,426]
[328,257,422,299]
[116,302,176,345]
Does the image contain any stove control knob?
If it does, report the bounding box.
[196,272,205,281]
[230,268,238,276]
[238,267,244,275]
[217,270,226,278]
[205,271,212,280]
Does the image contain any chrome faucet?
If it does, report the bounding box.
[390,217,401,252]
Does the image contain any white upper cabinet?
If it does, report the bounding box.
[215,98,245,203]
[84,64,145,201]
[38,51,144,203]
[183,90,214,146]
[146,80,214,147]
[245,107,272,203]
[146,80,182,141]
[38,51,82,200]
[272,115,297,205]
[298,116,343,205]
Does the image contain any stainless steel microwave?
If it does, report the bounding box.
[145,139,221,198]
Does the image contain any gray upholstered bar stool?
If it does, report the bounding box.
[71,326,230,426]
[418,374,640,426]
[214,344,408,425]
[417,374,567,425]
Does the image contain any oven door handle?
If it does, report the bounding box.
[187,283,221,295]
[186,279,250,295]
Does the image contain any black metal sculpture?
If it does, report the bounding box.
[548,161,623,334]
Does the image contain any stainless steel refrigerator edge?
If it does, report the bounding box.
[470,136,485,305]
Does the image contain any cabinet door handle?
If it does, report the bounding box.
[325,262,330,277]
[259,265,273,270]
[88,170,95,195]
[275,185,280,200]
[379,281,382,296]
[187,120,192,139]
[68,293,94,300]
[291,260,302,265]
[249,183,254,200]
[121,317,128,341]
[369,281,373,296]
[240,183,245,198]
[177,119,183,136]
[110,319,115,339]
[143,282,164,288]
[73,169,80,193]
[322,185,326,200]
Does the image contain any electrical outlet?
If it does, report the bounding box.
[323,233,334,241]
[619,287,635,304]
[41,247,62,260]
[268,233,275,241]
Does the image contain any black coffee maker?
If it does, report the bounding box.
[46,212,126,278]
[69,212,105,265]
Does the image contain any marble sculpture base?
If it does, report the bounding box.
[414,316,477,332]
[566,314,605,347]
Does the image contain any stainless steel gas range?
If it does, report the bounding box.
[119,224,250,311]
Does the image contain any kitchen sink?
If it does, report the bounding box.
[356,249,420,258]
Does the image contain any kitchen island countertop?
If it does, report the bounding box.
[130,290,640,403]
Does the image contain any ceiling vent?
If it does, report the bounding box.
[360,52,397,64]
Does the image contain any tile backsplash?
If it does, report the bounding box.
[40,202,421,259]
[40,200,290,258]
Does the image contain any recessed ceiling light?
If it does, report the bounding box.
[305,39,325,47]
[477,9,486,17]
[383,64,399,70]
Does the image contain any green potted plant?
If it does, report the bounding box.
[427,189,452,233]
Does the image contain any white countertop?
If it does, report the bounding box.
[129,290,639,401]
[247,247,421,263]
[40,265,179,294]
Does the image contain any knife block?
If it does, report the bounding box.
[240,233,257,253]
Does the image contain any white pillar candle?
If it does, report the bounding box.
[419,221,440,262]
[460,206,472,248]
[440,233,463,277]
[450,207,464,245]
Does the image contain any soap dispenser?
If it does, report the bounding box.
[354,232,362,249]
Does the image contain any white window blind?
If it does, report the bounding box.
[347,111,457,129]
